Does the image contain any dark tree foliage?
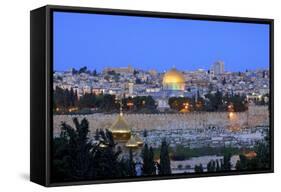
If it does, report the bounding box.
[149,147,156,175]
[206,159,222,172]
[78,66,88,74]
[52,118,93,181]
[168,91,247,113]
[159,139,171,175]
[222,77,227,85]
[143,129,148,137]
[92,69,97,76]
[53,86,78,112]
[52,118,129,182]
[224,94,248,112]
[133,70,139,75]
[194,164,204,173]
[221,153,232,171]
[205,90,247,112]
[142,144,156,175]
[128,149,136,176]
[204,90,224,111]
[168,97,193,111]
[78,92,97,109]
[54,88,158,114]
[216,159,221,172]
[135,78,142,84]
[99,94,118,112]
[122,96,157,113]
[94,128,100,141]
[207,160,216,172]
[236,130,270,171]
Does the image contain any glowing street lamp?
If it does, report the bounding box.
[183,102,189,109]
[180,102,190,113]
[227,103,234,112]
[127,101,134,109]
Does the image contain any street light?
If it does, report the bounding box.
[127,101,134,109]
[183,102,189,109]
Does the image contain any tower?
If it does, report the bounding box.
[212,61,224,75]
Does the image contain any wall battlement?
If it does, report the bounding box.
[53,106,269,135]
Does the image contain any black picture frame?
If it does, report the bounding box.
[30,5,274,187]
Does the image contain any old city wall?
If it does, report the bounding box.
[53,106,269,135]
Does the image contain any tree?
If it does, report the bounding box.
[100,94,117,112]
[92,69,97,76]
[142,144,155,175]
[135,78,142,84]
[222,77,226,85]
[91,129,125,178]
[225,94,248,112]
[222,153,232,171]
[52,118,128,182]
[149,147,156,175]
[168,97,193,112]
[216,159,221,171]
[194,164,204,173]
[128,149,135,176]
[69,87,77,107]
[52,118,93,181]
[131,96,157,113]
[159,139,171,175]
[79,66,88,73]
[236,130,270,171]
[94,129,100,140]
[143,129,148,137]
[207,160,216,172]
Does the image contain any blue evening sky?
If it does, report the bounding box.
[53,11,270,72]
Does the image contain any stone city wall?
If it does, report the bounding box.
[53,106,269,135]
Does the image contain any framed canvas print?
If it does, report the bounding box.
[30,5,274,187]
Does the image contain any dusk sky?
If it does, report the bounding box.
[53,11,270,72]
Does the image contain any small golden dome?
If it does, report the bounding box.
[135,135,144,147]
[125,135,139,149]
[163,68,185,91]
[109,114,131,141]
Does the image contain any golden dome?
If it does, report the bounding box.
[109,114,131,141]
[125,135,139,149]
[135,135,144,147]
[163,68,185,84]
[163,68,185,91]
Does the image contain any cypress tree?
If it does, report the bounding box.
[216,159,221,171]
[159,139,171,175]
[222,153,232,171]
[149,147,155,175]
[142,144,153,175]
[128,149,135,176]
[207,160,216,172]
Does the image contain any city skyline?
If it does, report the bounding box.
[54,11,270,72]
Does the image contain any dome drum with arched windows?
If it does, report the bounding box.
[163,68,185,91]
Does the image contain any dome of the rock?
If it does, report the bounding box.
[163,68,185,91]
